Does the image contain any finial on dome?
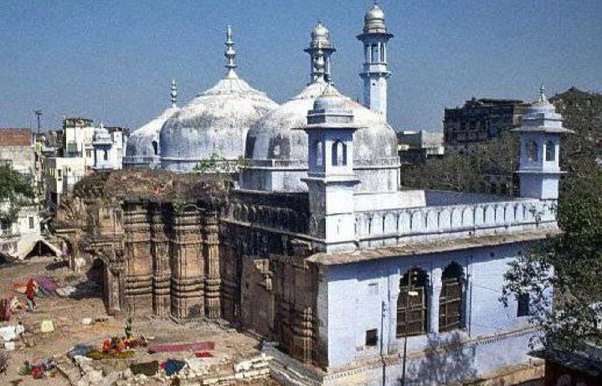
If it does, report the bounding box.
[538,83,547,104]
[225,25,237,78]
[171,79,178,108]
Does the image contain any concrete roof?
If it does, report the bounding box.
[307,228,561,266]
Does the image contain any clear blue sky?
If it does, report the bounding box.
[1,0,601,132]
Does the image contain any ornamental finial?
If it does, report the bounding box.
[225,25,237,78]
[170,79,177,108]
[538,83,547,104]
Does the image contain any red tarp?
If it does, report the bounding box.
[148,341,215,354]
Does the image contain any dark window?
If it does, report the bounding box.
[28,217,34,229]
[315,140,323,166]
[103,150,108,161]
[439,262,464,332]
[365,329,378,346]
[527,141,538,161]
[396,268,428,337]
[517,293,530,317]
[152,140,159,156]
[545,140,555,161]
[332,140,347,166]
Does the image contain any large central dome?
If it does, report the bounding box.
[160,27,278,172]
[241,82,399,193]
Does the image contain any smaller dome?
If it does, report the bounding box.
[312,85,346,112]
[363,4,387,33]
[310,22,333,49]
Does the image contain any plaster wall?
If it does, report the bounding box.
[322,242,535,382]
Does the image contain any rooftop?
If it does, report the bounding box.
[0,128,33,146]
[308,228,560,266]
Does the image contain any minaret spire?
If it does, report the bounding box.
[538,83,547,104]
[305,22,336,85]
[357,3,393,120]
[170,79,177,108]
[225,25,237,78]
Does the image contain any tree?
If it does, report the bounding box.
[0,164,34,225]
[401,130,518,193]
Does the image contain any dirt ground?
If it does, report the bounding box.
[0,258,275,385]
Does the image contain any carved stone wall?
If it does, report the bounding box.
[57,189,327,367]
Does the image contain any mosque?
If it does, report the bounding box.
[71,4,570,385]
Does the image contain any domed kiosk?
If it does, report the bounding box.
[160,27,278,172]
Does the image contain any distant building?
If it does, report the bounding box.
[397,130,444,164]
[92,124,127,170]
[44,156,86,210]
[444,98,530,152]
[62,117,96,167]
[0,129,46,259]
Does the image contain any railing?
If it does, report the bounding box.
[354,198,556,242]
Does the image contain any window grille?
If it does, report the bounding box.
[439,263,464,332]
[396,268,428,337]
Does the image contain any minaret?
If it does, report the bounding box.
[304,22,336,84]
[224,25,237,78]
[298,85,361,253]
[514,85,572,200]
[357,3,393,119]
[170,79,177,108]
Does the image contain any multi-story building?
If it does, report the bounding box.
[44,156,86,210]
[444,98,530,152]
[63,117,96,165]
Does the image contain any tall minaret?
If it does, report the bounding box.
[357,3,393,119]
[514,85,572,200]
[224,25,237,78]
[304,22,336,84]
[170,79,177,108]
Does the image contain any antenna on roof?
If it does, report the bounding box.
[34,110,42,134]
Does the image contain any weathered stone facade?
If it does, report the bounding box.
[55,171,325,366]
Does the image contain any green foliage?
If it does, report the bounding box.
[401,130,518,192]
[0,164,34,225]
[192,153,247,174]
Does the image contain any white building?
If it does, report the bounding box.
[63,117,96,168]
[44,156,86,209]
[92,124,126,170]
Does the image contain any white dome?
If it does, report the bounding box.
[243,81,399,192]
[124,106,178,169]
[159,73,278,172]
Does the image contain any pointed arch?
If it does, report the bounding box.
[396,267,428,337]
[439,262,465,332]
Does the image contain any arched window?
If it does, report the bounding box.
[545,140,555,161]
[396,268,428,337]
[152,140,158,156]
[315,140,324,166]
[103,150,108,161]
[380,43,385,62]
[371,44,378,63]
[332,140,346,166]
[527,141,538,161]
[439,262,464,332]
